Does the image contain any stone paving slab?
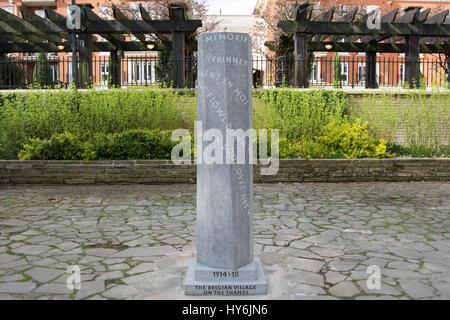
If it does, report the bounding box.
[0,182,449,300]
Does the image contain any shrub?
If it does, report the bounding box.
[333,53,342,89]
[278,121,390,159]
[279,138,329,159]
[32,53,53,88]
[19,132,83,160]
[87,129,177,160]
[254,89,348,140]
[18,130,179,160]
[317,121,389,158]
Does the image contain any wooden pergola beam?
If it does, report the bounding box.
[308,42,448,53]
[425,10,449,24]
[19,6,67,40]
[112,5,147,44]
[0,21,58,52]
[278,20,450,37]
[326,7,359,43]
[81,4,125,50]
[0,41,152,53]
[139,4,171,49]
[0,7,61,42]
[0,6,201,36]
[360,9,400,43]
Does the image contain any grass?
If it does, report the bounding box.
[350,91,450,157]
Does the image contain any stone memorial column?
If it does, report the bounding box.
[184,32,267,296]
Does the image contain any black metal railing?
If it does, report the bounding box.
[0,54,448,89]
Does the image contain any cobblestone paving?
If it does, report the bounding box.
[0,182,449,300]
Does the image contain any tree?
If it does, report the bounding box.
[333,53,342,88]
[33,52,53,88]
[155,42,173,86]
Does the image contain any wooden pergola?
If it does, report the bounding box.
[0,2,202,88]
[277,3,450,88]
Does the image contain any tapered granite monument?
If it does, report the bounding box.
[184,32,267,296]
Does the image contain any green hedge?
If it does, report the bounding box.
[0,89,194,159]
[19,130,178,160]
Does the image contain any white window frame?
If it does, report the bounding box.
[357,62,366,85]
[50,64,59,83]
[309,59,321,83]
[340,62,349,85]
[100,61,109,85]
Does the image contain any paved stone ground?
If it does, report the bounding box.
[0,182,449,300]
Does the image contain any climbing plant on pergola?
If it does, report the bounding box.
[276,2,450,88]
[0,2,202,88]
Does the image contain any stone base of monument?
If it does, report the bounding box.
[184,257,267,296]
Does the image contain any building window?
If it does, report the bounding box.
[340,62,348,85]
[34,10,45,19]
[399,63,405,84]
[357,63,365,85]
[99,5,109,20]
[309,60,321,83]
[50,65,59,83]
[100,62,109,85]
[1,6,12,13]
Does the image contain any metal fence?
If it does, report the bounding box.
[253,55,449,88]
[0,54,448,89]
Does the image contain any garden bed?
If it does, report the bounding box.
[1,88,448,162]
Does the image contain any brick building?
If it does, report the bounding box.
[254,0,450,87]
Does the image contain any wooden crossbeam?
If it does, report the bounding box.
[0,7,60,42]
[139,4,152,22]
[0,41,150,53]
[308,42,448,53]
[112,5,147,44]
[396,7,421,24]
[1,34,28,43]
[81,5,125,50]
[139,4,170,49]
[19,6,67,40]
[43,6,66,29]
[417,9,431,23]
[315,7,335,22]
[360,9,400,43]
[420,37,449,45]
[311,7,335,42]
[425,10,449,24]
[0,20,59,52]
[326,7,359,42]
[278,19,450,37]
[1,5,202,36]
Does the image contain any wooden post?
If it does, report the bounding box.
[110,50,121,88]
[77,32,93,88]
[294,32,308,88]
[169,4,188,89]
[405,35,421,88]
[173,31,185,88]
[365,51,377,88]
